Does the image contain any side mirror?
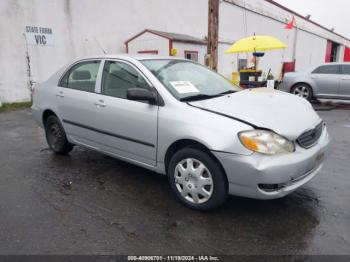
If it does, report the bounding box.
[127,88,157,104]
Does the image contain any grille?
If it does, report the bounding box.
[297,122,324,148]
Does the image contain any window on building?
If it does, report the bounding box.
[60,60,100,93]
[341,65,350,75]
[184,51,198,62]
[312,65,340,75]
[138,50,158,55]
[330,43,340,62]
[101,60,150,99]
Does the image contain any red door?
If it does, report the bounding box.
[344,47,350,62]
[282,61,296,77]
[325,41,332,62]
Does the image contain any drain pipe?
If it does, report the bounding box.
[23,33,35,102]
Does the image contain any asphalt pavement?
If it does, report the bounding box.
[0,106,349,255]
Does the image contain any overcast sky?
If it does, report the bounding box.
[274,0,350,38]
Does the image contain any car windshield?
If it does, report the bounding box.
[141,59,241,101]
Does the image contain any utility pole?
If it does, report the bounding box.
[207,0,219,71]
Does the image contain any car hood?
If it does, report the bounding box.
[188,88,321,139]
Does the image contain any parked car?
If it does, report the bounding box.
[32,55,330,211]
[280,62,350,101]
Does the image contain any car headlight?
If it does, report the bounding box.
[238,130,295,155]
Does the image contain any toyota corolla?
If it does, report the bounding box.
[32,55,330,210]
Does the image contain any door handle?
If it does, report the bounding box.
[94,99,106,108]
[56,91,65,98]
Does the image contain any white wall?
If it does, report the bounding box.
[295,30,327,71]
[218,42,236,79]
[172,42,207,64]
[127,32,169,55]
[0,0,208,103]
[226,0,350,46]
[1,0,349,103]
[219,1,293,78]
[0,0,74,102]
[218,1,339,79]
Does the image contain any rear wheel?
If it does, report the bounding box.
[167,147,228,211]
[44,115,73,155]
[291,83,313,101]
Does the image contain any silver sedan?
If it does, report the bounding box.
[280,62,350,101]
[32,55,330,211]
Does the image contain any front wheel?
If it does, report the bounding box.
[291,83,313,101]
[44,115,74,155]
[167,148,228,211]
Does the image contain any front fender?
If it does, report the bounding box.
[157,104,254,169]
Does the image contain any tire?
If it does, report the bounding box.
[291,83,313,101]
[167,147,228,211]
[44,115,74,155]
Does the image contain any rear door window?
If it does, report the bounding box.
[312,65,340,75]
[60,60,100,93]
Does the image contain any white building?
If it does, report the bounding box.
[125,29,207,65]
[1,0,349,103]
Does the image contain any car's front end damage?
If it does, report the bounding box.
[189,88,330,199]
[213,123,329,199]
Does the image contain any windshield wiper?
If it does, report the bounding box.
[179,94,218,102]
[217,90,236,96]
[180,90,236,102]
[180,90,237,102]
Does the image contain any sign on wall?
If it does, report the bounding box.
[24,26,54,46]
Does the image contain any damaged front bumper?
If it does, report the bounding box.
[212,127,330,200]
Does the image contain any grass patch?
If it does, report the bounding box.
[0,101,32,112]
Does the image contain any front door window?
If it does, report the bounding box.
[101,61,151,99]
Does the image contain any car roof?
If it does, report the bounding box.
[317,62,350,66]
[301,62,350,72]
[75,54,186,62]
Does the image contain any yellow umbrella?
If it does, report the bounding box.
[225,35,287,54]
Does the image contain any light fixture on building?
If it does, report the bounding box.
[170,48,178,56]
